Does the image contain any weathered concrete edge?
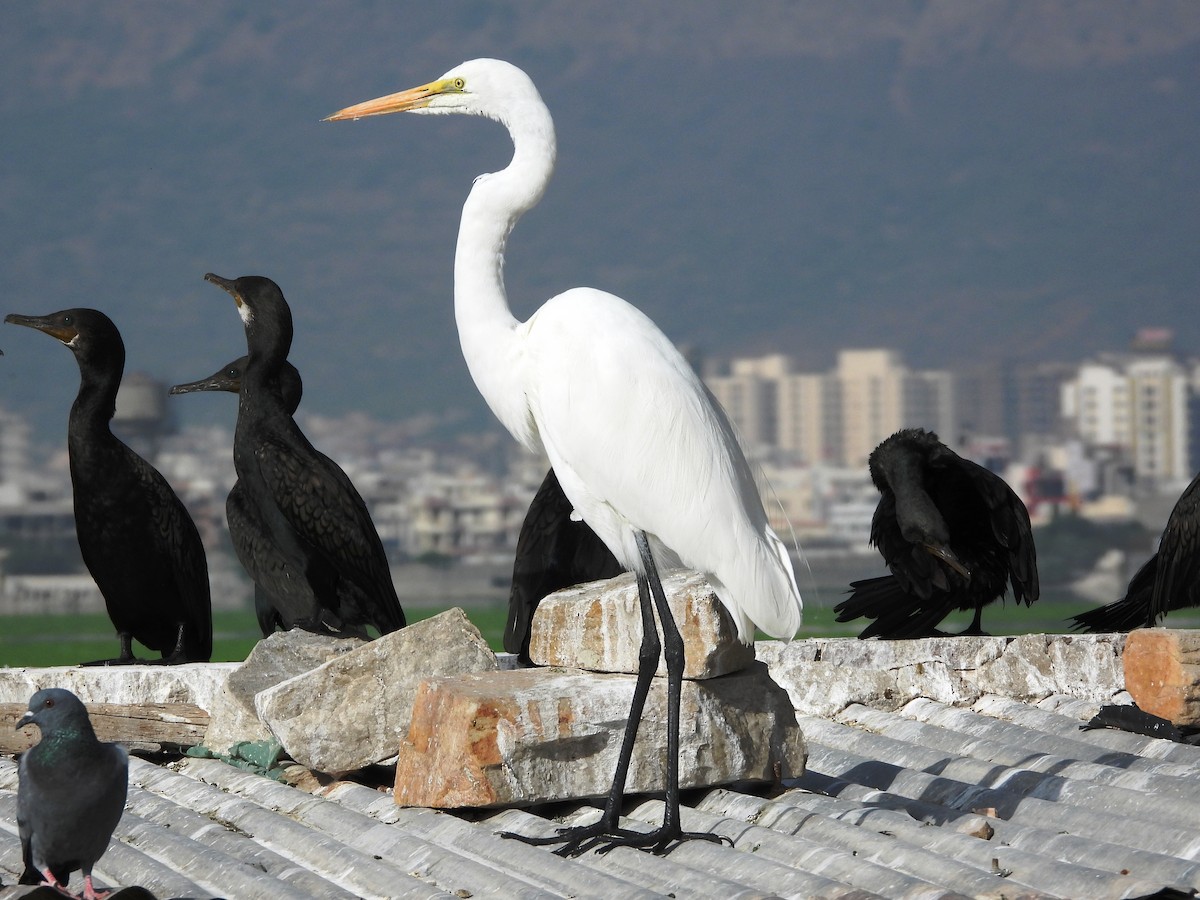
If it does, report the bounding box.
[0,633,1127,722]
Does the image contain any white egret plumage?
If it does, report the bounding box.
[327,58,802,855]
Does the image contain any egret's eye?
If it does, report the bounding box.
[453,78,465,90]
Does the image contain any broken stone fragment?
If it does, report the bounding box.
[256,608,499,775]
[528,571,755,679]
[203,629,366,755]
[393,661,804,808]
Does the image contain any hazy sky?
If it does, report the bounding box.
[3,2,1198,450]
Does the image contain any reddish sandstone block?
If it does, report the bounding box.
[1123,628,1200,725]
[393,665,804,808]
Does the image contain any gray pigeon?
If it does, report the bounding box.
[17,688,128,900]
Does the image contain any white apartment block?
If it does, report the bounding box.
[1062,354,1190,484]
[707,349,956,468]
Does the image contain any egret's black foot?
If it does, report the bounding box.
[501,820,730,857]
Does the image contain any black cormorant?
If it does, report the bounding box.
[505,468,624,664]
[170,356,368,638]
[5,309,212,663]
[1071,470,1200,632]
[835,428,1039,639]
[203,274,406,635]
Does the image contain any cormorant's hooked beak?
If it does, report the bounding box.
[324,77,461,121]
[923,543,971,581]
[204,273,242,306]
[4,313,78,347]
[169,374,237,396]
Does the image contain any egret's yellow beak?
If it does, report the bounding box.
[324,78,461,121]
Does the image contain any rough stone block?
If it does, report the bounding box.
[1124,628,1200,724]
[529,571,755,679]
[203,630,366,755]
[393,661,804,808]
[0,664,237,711]
[757,634,1127,715]
[256,609,498,775]
[1045,632,1126,700]
[767,660,910,716]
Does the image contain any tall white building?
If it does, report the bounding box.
[705,349,957,468]
[705,354,789,448]
[1062,353,1190,485]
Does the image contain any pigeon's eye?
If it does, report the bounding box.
[43,699,54,708]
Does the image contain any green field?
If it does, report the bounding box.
[0,591,1146,669]
[0,605,515,668]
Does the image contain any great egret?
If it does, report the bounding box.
[204,274,406,637]
[1071,470,1200,632]
[327,58,802,854]
[4,309,212,664]
[835,428,1039,638]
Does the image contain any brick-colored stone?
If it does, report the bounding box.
[393,662,804,808]
[1124,628,1200,725]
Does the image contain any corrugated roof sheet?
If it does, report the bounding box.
[2,688,1197,899]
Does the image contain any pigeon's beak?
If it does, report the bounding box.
[15,712,34,731]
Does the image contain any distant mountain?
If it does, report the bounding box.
[2,2,1198,446]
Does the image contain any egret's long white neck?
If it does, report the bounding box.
[453,99,556,450]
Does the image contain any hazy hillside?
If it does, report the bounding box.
[2,2,1198,444]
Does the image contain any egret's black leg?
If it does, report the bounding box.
[501,534,662,854]
[624,532,726,854]
[501,530,726,856]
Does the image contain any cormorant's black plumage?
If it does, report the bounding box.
[4,308,212,663]
[505,468,624,663]
[835,428,1039,638]
[171,356,363,638]
[204,274,405,635]
[1071,471,1200,632]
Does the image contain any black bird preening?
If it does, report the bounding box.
[5,309,212,664]
[835,428,1039,638]
[17,688,128,900]
[203,274,406,636]
[1071,470,1200,632]
[505,468,624,664]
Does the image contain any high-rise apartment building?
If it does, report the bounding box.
[706,349,956,468]
[1062,353,1190,484]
